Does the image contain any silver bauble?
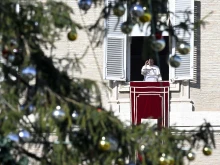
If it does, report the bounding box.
[113,3,126,17]
[20,104,35,114]
[10,39,18,47]
[130,4,144,17]
[177,41,190,55]
[7,48,23,65]
[127,161,135,165]
[8,54,15,63]
[78,0,92,11]
[18,130,31,142]
[121,21,133,34]
[28,104,35,112]
[21,66,37,79]
[140,144,147,152]
[108,136,118,151]
[72,111,79,119]
[169,55,181,68]
[98,136,118,151]
[52,106,66,122]
[151,38,166,51]
[7,133,19,142]
[7,49,19,63]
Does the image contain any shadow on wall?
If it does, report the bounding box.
[190,1,201,89]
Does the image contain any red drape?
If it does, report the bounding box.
[130,82,169,127]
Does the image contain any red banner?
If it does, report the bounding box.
[130,82,169,127]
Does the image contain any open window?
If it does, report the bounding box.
[130,36,170,81]
[104,0,194,82]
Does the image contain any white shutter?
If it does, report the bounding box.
[173,0,194,80]
[104,0,127,81]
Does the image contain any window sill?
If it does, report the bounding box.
[119,83,130,92]
[108,99,130,104]
[117,81,182,92]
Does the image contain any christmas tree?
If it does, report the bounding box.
[0,0,215,165]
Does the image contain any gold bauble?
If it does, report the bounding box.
[115,158,125,165]
[67,31,77,41]
[98,137,111,151]
[177,41,190,55]
[166,156,175,165]
[159,155,169,165]
[139,13,152,23]
[113,4,125,17]
[186,151,196,161]
[203,146,212,156]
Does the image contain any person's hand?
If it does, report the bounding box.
[145,60,149,65]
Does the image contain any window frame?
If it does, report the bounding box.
[104,0,195,83]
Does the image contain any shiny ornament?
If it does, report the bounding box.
[8,54,15,63]
[7,133,19,142]
[151,38,166,51]
[127,161,135,165]
[20,104,35,114]
[177,41,190,55]
[72,111,79,124]
[113,4,126,17]
[121,21,133,34]
[169,55,181,68]
[18,130,31,142]
[166,156,175,165]
[72,111,79,119]
[186,151,195,161]
[108,136,118,150]
[140,144,148,153]
[159,155,168,165]
[140,144,146,151]
[139,12,152,23]
[67,31,77,41]
[21,66,37,80]
[98,136,118,151]
[203,146,212,156]
[28,104,35,112]
[130,4,144,17]
[33,21,40,33]
[98,136,111,151]
[8,48,23,65]
[10,39,18,48]
[52,106,66,122]
[78,0,92,11]
[115,157,124,165]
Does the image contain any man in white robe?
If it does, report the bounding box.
[141,58,162,82]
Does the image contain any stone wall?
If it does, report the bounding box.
[190,0,220,111]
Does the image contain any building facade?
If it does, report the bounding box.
[51,0,220,164]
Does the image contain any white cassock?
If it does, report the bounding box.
[141,65,162,82]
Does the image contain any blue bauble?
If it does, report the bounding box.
[130,4,144,17]
[78,0,92,11]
